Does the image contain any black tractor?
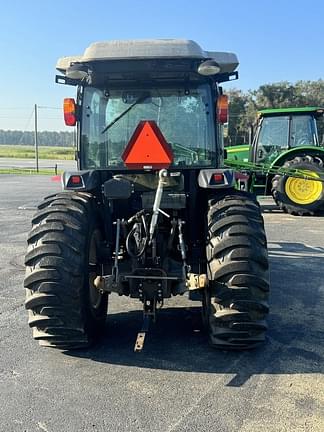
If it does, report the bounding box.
[24,39,269,351]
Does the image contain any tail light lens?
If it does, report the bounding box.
[63,98,77,126]
[217,94,229,124]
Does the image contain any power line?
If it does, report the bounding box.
[0,106,61,110]
[37,117,63,120]
[38,106,61,110]
[0,116,34,119]
[0,107,33,110]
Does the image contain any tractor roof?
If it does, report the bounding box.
[56,39,239,75]
[258,107,324,117]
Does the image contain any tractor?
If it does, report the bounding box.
[24,39,269,351]
[226,107,324,215]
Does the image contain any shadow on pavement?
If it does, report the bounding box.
[258,195,324,216]
[65,242,324,386]
[260,199,324,216]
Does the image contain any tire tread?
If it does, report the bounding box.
[205,191,269,350]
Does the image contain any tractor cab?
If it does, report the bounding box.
[251,107,324,164]
[56,39,238,173]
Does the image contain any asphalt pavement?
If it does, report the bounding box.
[0,176,323,432]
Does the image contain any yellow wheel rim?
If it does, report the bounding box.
[285,171,323,205]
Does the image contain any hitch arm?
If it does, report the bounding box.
[149,169,169,244]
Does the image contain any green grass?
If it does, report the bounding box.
[0,167,63,175]
[0,145,74,160]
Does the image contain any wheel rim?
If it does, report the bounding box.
[88,230,103,310]
[285,172,323,205]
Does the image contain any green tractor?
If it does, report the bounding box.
[226,107,324,215]
[24,39,269,352]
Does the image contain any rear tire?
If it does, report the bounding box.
[205,191,269,350]
[24,191,108,349]
[271,156,324,216]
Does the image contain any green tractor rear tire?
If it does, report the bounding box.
[271,156,324,216]
[24,191,108,349]
[204,191,269,350]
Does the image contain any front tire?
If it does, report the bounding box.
[204,191,269,350]
[24,191,108,349]
[271,156,324,216]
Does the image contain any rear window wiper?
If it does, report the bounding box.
[101,94,149,134]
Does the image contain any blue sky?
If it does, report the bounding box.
[0,0,323,131]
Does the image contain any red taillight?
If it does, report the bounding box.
[63,98,77,126]
[213,173,224,183]
[65,174,84,189]
[71,175,82,185]
[217,95,228,124]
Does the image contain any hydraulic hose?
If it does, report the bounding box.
[126,221,148,258]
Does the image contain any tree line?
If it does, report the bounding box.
[226,79,324,145]
[0,130,75,147]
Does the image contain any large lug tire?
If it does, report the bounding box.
[271,156,324,216]
[204,191,269,350]
[24,191,108,349]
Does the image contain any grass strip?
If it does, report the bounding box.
[0,145,74,160]
[0,168,63,175]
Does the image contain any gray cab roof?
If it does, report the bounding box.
[56,39,239,75]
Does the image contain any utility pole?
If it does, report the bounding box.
[34,104,39,172]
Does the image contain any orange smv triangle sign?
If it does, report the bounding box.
[122,121,173,169]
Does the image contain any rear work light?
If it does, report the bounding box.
[217,94,229,124]
[63,98,77,126]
